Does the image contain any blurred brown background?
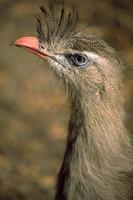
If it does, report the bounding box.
[0,0,133,199]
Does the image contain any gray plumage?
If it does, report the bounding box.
[15,1,133,200]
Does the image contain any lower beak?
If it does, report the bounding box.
[14,36,49,58]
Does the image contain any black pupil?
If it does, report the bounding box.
[73,54,86,65]
[76,55,84,62]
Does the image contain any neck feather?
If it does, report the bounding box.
[55,86,133,200]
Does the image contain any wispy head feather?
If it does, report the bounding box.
[35,0,78,44]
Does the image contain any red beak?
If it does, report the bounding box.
[14,36,49,58]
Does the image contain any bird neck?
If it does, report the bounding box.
[55,86,131,200]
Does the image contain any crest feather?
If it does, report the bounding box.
[35,0,78,43]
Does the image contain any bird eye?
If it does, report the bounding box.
[68,54,89,67]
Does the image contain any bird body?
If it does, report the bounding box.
[14,2,133,200]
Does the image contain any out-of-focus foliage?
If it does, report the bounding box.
[0,0,132,199]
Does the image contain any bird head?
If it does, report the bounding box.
[14,2,123,100]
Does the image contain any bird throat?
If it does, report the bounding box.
[55,85,132,200]
[55,90,90,200]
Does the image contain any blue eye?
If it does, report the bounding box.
[67,53,89,67]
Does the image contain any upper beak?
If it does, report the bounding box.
[14,36,49,58]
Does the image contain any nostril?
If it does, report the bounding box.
[40,45,45,49]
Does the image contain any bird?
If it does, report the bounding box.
[14,1,133,200]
